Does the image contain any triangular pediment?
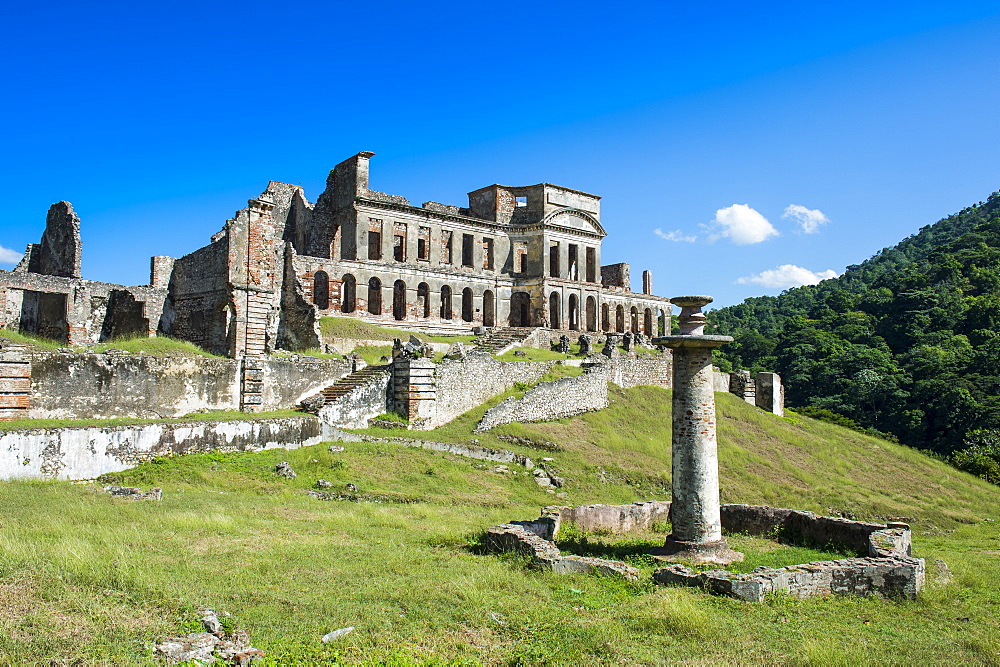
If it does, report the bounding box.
[541,208,607,237]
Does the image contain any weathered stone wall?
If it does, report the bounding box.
[604,353,673,389]
[654,556,925,602]
[713,370,731,392]
[0,270,168,346]
[475,366,609,431]
[600,262,630,290]
[720,504,911,557]
[317,367,392,429]
[428,354,550,428]
[28,351,351,419]
[551,501,672,535]
[0,416,323,480]
[22,201,82,279]
[755,372,784,417]
[729,370,756,404]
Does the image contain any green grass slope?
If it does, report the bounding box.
[1,387,998,663]
[319,316,476,344]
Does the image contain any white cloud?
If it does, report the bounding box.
[0,245,22,266]
[782,204,829,234]
[654,228,697,243]
[736,264,840,289]
[706,204,778,245]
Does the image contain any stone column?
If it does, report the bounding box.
[653,296,743,564]
[392,356,437,429]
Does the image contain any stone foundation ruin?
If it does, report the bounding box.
[486,502,924,602]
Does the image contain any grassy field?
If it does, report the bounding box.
[1,388,999,663]
[319,317,477,344]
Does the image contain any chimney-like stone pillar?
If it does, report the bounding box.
[652,295,743,564]
[642,270,653,295]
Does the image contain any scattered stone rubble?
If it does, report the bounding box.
[154,609,262,665]
[485,501,924,601]
[102,485,162,500]
[274,461,296,478]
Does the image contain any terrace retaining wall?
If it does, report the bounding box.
[0,416,325,480]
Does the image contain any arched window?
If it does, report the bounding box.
[393,280,406,321]
[440,285,453,320]
[630,306,639,332]
[462,287,474,322]
[483,290,495,327]
[341,274,356,313]
[658,308,667,336]
[313,271,329,310]
[568,294,579,331]
[368,277,382,315]
[644,308,653,336]
[417,283,430,318]
[549,292,561,330]
[586,296,597,332]
[601,303,610,332]
[615,304,625,333]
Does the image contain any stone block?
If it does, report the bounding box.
[551,555,639,581]
[755,372,784,416]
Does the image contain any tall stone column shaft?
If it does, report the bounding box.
[669,340,722,542]
[653,295,743,564]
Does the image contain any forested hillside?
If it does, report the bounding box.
[709,191,1000,459]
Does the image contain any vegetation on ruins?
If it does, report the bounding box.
[318,316,477,345]
[0,409,307,432]
[709,191,1000,472]
[2,387,997,663]
[0,329,220,357]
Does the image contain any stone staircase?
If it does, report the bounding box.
[473,327,539,356]
[315,364,391,406]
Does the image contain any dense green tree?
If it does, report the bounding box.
[708,191,1000,456]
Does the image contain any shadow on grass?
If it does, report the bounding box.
[555,536,662,567]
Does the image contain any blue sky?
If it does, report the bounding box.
[2,1,998,308]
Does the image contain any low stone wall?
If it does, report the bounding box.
[429,353,550,429]
[29,351,352,419]
[351,433,534,468]
[317,368,392,429]
[486,501,923,600]
[605,354,672,389]
[551,501,672,535]
[720,504,912,557]
[486,524,639,581]
[0,416,324,480]
[654,556,925,602]
[474,367,609,432]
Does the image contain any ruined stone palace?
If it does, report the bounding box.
[2,151,669,357]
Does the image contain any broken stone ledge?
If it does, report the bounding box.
[485,502,923,600]
[326,428,534,469]
[654,555,924,602]
[486,524,639,581]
